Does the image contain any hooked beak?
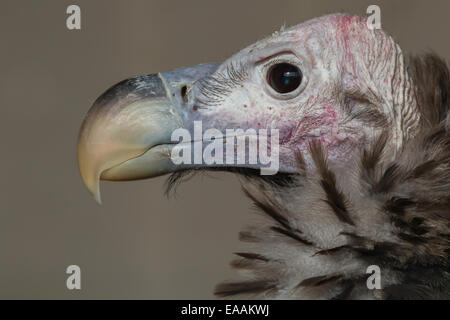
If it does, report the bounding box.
[77,63,220,203]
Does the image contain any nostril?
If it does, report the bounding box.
[181,85,188,103]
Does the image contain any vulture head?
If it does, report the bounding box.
[77,14,450,299]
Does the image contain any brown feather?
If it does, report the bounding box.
[212,53,450,299]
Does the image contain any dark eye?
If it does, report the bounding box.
[267,63,302,94]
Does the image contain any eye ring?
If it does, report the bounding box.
[267,63,302,94]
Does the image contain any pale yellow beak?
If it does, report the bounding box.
[77,74,181,203]
[77,64,220,203]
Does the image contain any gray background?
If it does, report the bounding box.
[1,0,449,299]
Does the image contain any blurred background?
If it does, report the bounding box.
[0,0,449,299]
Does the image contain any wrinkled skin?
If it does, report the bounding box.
[186,13,417,169]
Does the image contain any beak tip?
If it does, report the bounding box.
[78,165,103,205]
[89,181,103,205]
[93,189,102,205]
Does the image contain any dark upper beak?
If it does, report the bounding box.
[77,63,220,203]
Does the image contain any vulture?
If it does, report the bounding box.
[77,14,450,299]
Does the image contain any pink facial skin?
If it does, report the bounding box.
[192,14,418,173]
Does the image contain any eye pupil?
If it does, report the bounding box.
[268,63,302,94]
